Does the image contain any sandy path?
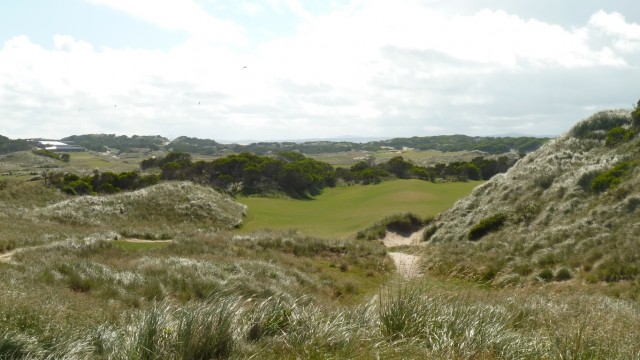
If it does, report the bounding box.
[382,229,425,247]
[387,252,421,278]
[382,229,424,278]
[0,250,16,263]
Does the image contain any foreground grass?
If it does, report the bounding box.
[2,175,640,358]
[239,179,481,238]
[3,281,640,359]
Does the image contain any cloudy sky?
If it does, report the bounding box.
[1,0,639,141]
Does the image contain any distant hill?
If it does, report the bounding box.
[366,135,548,153]
[61,134,168,152]
[165,136,223,155]
[5,133,550,157]
[166,135,550,155]
[422,109,640,286]
[0,135,31,154]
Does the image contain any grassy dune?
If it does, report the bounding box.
[239,179,482,238]
[309,149,484,167]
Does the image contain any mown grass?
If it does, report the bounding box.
[239,179,481,238]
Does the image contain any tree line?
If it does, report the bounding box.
[338,155,515,184]
[62,134,168,152]
[42,150,517,198]
[140,152,516,197]
[141,151,336,198]
[44,170,159,195]
[165,135,548,155]
[0,135,31,154]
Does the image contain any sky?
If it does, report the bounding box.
[1,0,639,141]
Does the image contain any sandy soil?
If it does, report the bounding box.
[382,229,425,247]
[387,252,421,278]
[382,229,424,278]
[0,249,17,263]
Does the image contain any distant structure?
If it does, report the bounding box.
[34,140,86,152]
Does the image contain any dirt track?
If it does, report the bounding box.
[0,250,16,263]
[382,230,423,278]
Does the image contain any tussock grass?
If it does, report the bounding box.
[424,109,640,288]
[3,115,640,359]
[36,181,246,230]
[4,284,640,359]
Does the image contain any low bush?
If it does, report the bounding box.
[605,126,635,147]
[538,268,554,282]
[468,213,508,241]
[356,213,430,240]
[32,149,63,162]
[555,267,572,282]
[590,161,636,193]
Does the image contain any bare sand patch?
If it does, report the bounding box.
[0,250,16,263]
[382,229,425,278]
[382,229,425,247]
[387,252,421,278]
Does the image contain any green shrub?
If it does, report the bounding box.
[468,213,508,241]
[32,148,62,161]
[590,161,636,193]
[554,268,572,282]
[538,268,554,282]
[605,126,635,147]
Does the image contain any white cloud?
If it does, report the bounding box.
[589,10,640,53]
[85,0,246,44]
[1,1,639,140]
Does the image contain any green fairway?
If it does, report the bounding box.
[238,179,482,238]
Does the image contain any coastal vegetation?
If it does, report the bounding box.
[2,106,640,358]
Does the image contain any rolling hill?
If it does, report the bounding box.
[423,109,640,286]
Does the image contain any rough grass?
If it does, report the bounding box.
[3,283,640,359]
[423,109,640,289]
[239,179,481,238]
[36,181,246,231]
[3,124,640,358]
